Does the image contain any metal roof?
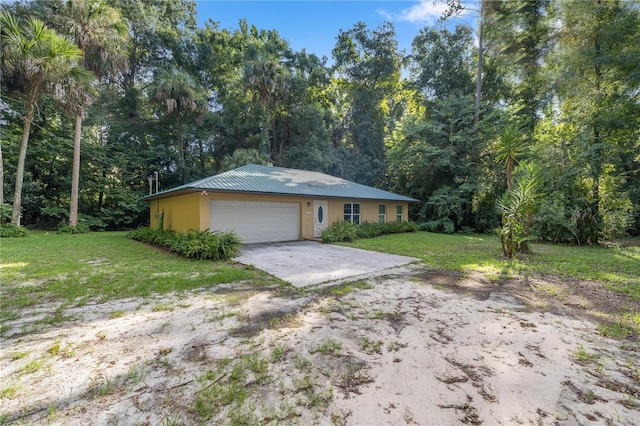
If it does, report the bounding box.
[143,164,417,202]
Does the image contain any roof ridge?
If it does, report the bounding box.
[142,164,417,202]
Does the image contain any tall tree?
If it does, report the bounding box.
[0,12,81,225]
[554,0,640,242]
[411,25,474,100]
[42,0,128,228]
[245,58,291,160]
[333,21,402,186]
[439,1,493,126]
[486,0,551,135]
[149,66,208,184]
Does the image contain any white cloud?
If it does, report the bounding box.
[379,1,476,25]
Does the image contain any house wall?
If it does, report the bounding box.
[149,192,411,238]
[326,200,409,225]
[149,192,201,232]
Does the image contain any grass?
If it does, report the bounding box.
[346,232,640,299]
[574,344,599,365]
[313,339,343,356]
[191,352,270,421]
[1,231,274,313]
[322,280,373,297]
[20,358,47,375]
[358,336,383,354]
[597,312,640,339]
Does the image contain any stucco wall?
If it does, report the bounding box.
[148,191,410,239]
[149,192,201,233]
[327,200,409,226]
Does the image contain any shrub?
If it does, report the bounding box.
[0,203,11,224]
[0,223,28,238]
[419,218,455,234]
[321,221,359,243]
[128,227,242,261]
[356,222,383,239]
[57,223,91,234]
[322,220,417,243]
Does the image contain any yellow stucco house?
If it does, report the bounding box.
[143,164,416,244]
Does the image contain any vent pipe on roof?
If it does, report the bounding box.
[148,171,159,195]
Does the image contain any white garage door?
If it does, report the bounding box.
[210,200,300,244]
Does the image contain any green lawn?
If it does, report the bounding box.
[346,232,640,299]
[2,230,638,312]
[1,231,271,312]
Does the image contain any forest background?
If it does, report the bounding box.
[1,0,639,245]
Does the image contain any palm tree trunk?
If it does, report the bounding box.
[11,88,39,225]
[69,112,83,227]
[506,157,513,190]
[177,114,187,184]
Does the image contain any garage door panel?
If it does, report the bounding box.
[210,200,300,244]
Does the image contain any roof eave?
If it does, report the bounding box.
[142,187,417,203]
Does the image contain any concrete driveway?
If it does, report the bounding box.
[234,241,419,287]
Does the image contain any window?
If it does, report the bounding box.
[396,205,403,222]
[344,203,360,224]
[378,204,386,223]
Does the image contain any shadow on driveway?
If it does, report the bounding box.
[234,241,419,287]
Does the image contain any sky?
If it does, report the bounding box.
[195,1,474,61]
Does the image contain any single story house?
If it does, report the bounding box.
[142,164,417,244]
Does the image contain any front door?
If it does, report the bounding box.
[314,200,328,238]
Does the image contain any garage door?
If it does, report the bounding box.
[210,200,300,244]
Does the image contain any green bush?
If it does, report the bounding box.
[57,223,91,234]
[356,222,383,239]
[383,221,419,234]
[419,218,455,234]
[128,227,242,261]
[321,220,359,243]
[322,220,417,243]
[0,203,11,224]
[0,223,28,237]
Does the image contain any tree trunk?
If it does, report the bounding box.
[177,114,187,184]
[591,19,603,244]
[272,114,278,161]
[11,88,39,225]
[472,0,484,163]
[0,141,4,205]
[198,139,206,175]
[69,112,83,227]
[474,35,483,129]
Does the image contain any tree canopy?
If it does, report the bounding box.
[1,0,638,242]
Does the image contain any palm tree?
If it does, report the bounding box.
[0,12,81,225]
[246,59,291,160]
[149,66,208,184]
[494,123,527,190]
[496,162,540,257]
[44,0,128,228]
[50,66,96,223]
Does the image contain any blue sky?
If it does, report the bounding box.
[195,1,473,61]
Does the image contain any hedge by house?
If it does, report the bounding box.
[321,220,418,243]
[128,228,242,261]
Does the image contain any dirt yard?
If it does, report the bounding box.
[1,265,639,425]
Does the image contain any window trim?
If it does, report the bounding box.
[396,205,403,222]
[344,202,361,224]
[378,204,386,224]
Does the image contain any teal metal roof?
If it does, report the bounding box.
[143,164,417,202]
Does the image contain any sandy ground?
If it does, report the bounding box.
[1,265,639,425]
